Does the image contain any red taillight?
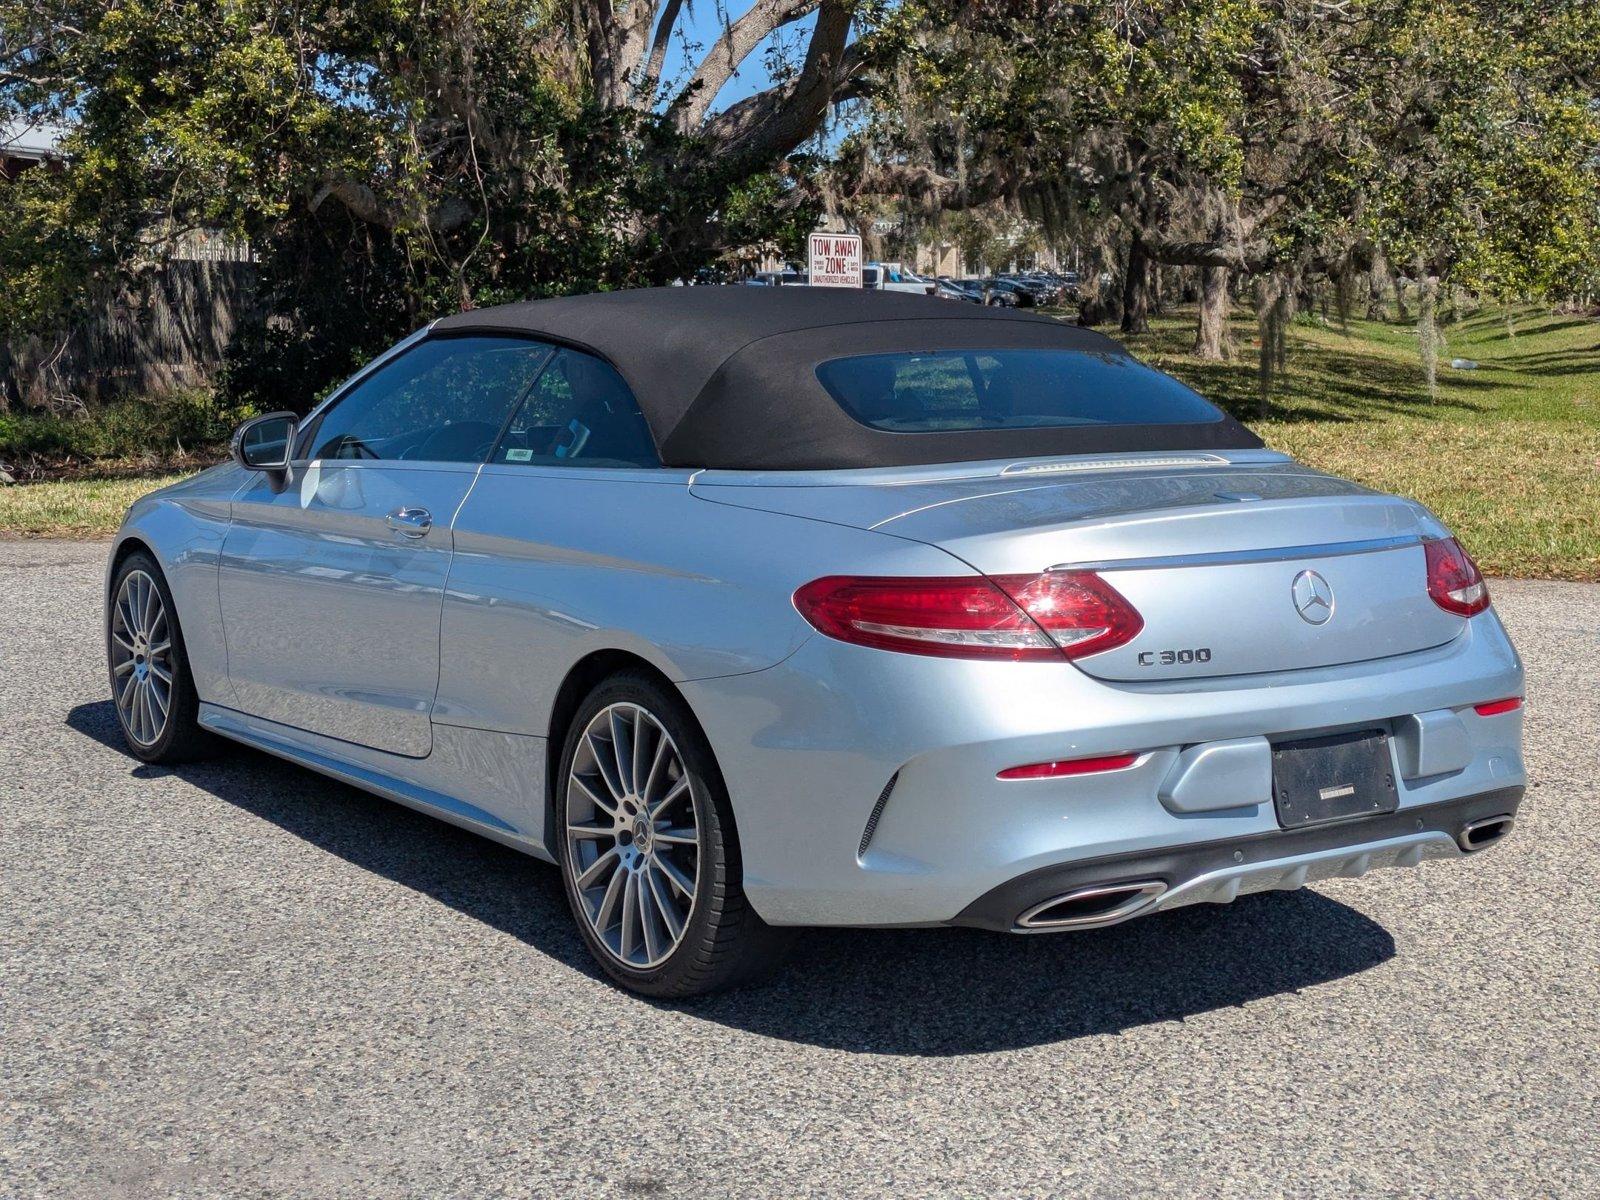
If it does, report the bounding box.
[997,753,1139,780]
[991,572,1145,659]
[1425,537,1490,616]
[792,571,1143,661]
[1473,697,1522,717]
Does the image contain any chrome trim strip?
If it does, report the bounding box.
[1049,533,1425,574]
[1012,830,1468,935]
[1149,831,1458,915]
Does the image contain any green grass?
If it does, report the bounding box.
[0,474,188,540]
[1116,305,1600,581]
[1,304,1595,577]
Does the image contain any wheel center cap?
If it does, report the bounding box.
[632,819,652,853]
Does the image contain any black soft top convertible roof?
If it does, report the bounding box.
[432,287,1261,470]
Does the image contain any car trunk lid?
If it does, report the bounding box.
[693,458,1463,680]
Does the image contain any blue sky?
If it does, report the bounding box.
[658,1,821,114]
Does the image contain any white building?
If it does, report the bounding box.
[1,119,67,181]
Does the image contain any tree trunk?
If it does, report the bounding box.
[1332,264,1354,331]
[1365,250,1389,321]
[1256,274,1293,418]
[1417,255,1440,401]
[1393,271,1411,323]
[1120,235,1151,334]
[1194,267,1231,359]
[693,0,855,169]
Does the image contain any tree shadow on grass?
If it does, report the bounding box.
[68,700,1397,1056]
[1199,356,1502,424]
[1515,362,1600,379]
[1464,316,1597,343]
[1139,319,1530,423]
[1484,347,1600,377]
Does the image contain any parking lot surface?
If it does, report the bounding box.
[2,540,1597,1198]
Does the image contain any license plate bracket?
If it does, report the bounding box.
[1271,728,1398,829]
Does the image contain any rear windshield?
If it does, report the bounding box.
[815,349,1225,433]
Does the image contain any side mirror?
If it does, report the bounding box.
[231,411,298,472]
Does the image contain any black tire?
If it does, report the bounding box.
[555,670,791,998]
[106,550,216,764]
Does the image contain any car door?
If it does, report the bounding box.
[218,334,553,757]
[432,346,674,736]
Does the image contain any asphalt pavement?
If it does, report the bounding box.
[2,540,1596,1198]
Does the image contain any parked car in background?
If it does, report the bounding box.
[1024,271,1079,302]
[966,279,1020,307]
[1001,275,1063,306]
[863,262,936,295]
[748,269,809,287]
[935,278,984,303]
[1055,270,1082,294]
[107,287,1524,999]
[980,278,1037,307]
[952,279,1019,306]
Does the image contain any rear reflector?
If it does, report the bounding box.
[1472,697,1522,717]
[792,572,1142,662]
[997,753,1139,780]
[1425,537,1491,616]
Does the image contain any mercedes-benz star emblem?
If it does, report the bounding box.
[1291,569,1334,625]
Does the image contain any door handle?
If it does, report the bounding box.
[385,506,433,539]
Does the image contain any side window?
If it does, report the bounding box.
[492,348,659,469]
[305,336,552,463]
[821,352,993,428]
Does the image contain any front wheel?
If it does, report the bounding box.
[106,551,214,763]
[556,671,790,997]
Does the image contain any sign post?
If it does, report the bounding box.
[808,232,863,289]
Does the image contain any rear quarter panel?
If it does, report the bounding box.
[433,465,968,736]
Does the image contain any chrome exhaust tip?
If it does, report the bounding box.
[1457,814,1515,853]
[1016,880,1167,931]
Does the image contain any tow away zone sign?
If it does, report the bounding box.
[808,233,862,288]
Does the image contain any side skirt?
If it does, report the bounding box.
[198,703,555,862]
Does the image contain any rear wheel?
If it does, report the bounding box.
[106,552,213,763]
[556,671,790,997]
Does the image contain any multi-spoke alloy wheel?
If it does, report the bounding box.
[556,672,792,997]
[565,702,701,970]
[105,552,211,764]
[110,569,174,748]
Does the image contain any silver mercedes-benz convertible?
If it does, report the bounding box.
[106,288,1525,996]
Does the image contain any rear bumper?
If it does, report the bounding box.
[683,609,1524,927]
[952,786,1522,932]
